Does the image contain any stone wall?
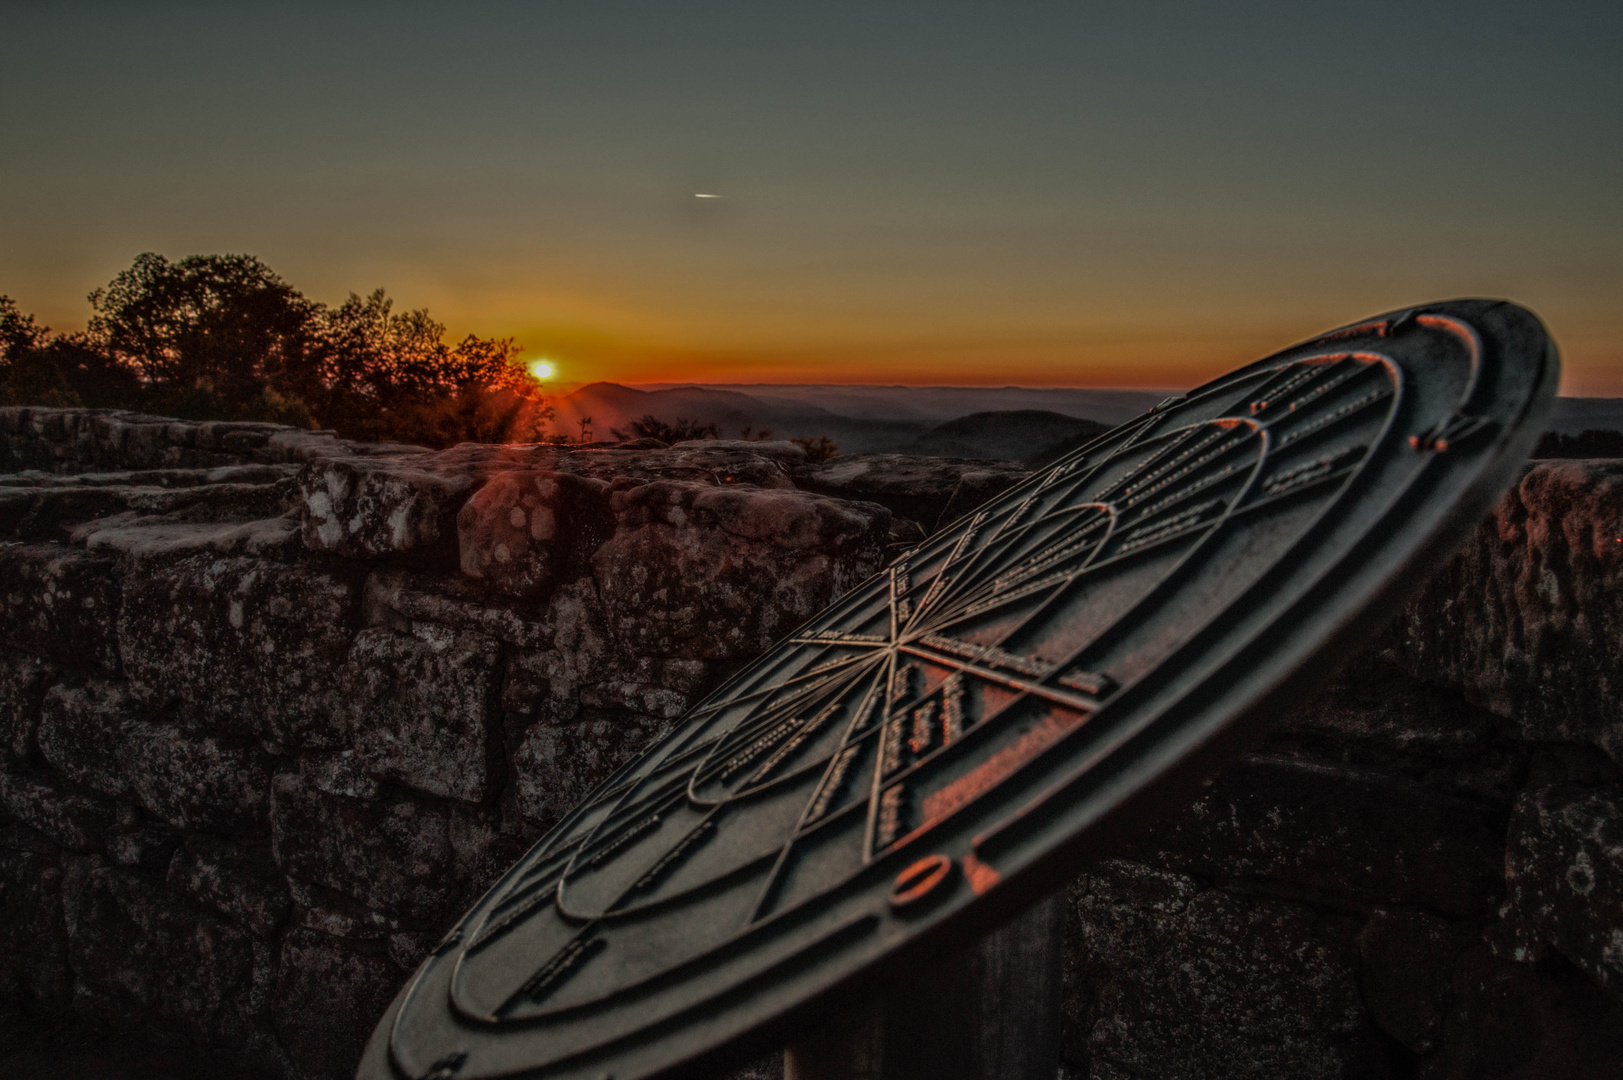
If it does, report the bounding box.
[0,408,1019,1079]
[1,406,1621,1079]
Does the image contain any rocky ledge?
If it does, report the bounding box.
[1,406,1621,1080]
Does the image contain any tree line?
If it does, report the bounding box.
[0,253,553,447]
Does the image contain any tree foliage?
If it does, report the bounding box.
[2,253,553,447]
[88,253,317,416]
[610,415,721,443]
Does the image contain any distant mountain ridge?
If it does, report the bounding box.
[552,382,1166,453]
[899,410,1112,462]
[549,384,1623,457]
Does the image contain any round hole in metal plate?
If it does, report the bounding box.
[888,854,955,909]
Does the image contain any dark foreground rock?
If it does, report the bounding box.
[0,406,1620,1080]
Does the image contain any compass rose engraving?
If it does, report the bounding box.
[371,302,1556,1080]
[446,348,1404,1023]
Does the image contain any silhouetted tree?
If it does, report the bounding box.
[611,415,721,443]
[311,288,549,446]
[5,255,555,447]
[87,253,318,419]
[1,296,142,408]
[790,435,839,463]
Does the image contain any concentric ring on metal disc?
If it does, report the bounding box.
[360,300,1557,1080]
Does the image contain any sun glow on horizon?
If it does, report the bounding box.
[528,359,557,381]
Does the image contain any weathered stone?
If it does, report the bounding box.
[106,824,180,873]
[594,480,889,659]
[0,650,55,764]
[301,749,381,800]
[39,681,272,832]
[0,485,136,540]
[287,876,403,940]
[669,438,808,464]
[562,443,799,490]
[457,469,613,599]
[1065,859,1375,1080]
[298,456,482,559]
[792,453,1028,528]
[510,707,673,828]
[1432,946,1623,1078]
[1271,655,1531,806]
[1131,753,1503,917]
[1381,459,1623,761]
[1505,784,1623,998]
[0,544,121,670]
[0,769,130,852]
[270,768,459,922]
[0,845,71,1015]
[272,929,400,1080]
[74,513,303,561]
[119,554,359,749]
[361,567,553,650]
[1356,908,1469,1054]
[62,862,256,1045]
[345,625,502,803]
[37,680,135,799]
[166,836,290,939]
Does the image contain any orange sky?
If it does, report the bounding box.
[3,3,1619,395]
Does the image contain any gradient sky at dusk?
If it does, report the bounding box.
[3,2,1619,392]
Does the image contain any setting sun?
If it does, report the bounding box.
[527,359,556,381]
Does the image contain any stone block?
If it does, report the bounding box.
[361,567,554,649]
[272,929,400,1080]
[39,680,272,832]
[1064,859,1377,1080]
[1432,945,1623,1078]
[119,554,359,749]
[1130,753,1503,917]
[167,835,290,938]
[299,456,481,558]
[270,768,460,922]
[345,624,502,803]
[1356,908,1471,1054]
[37,680,133,799]
[457,469,613,599]
[593,480,889,659]
[792,453,1028,528]
[75,514,303,562]
[0,485,137,541]
[510,707,672,828]
[0,769,130,852]
[0,543,121,670]
[0,650,55,764]
[106,823,180,873]
[0,846,71,1014]
[1381,459,1623,761]
[61,862,256,1045]
[1505,784,1623,998]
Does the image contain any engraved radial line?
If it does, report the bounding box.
[688,649,876,731]
[693,657,884,797]
[894,643,1096,713]
[920,510,1114,634]
[861,650,903,864]
[924,430,1263,688]
[745,666,887,923]
[704,661,870,763]
[969,429,1273,685]
[907,507,1080,633]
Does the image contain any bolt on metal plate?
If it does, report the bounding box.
[360,300,1558,1080]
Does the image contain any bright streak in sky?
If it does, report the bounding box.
[693,193,723,198]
